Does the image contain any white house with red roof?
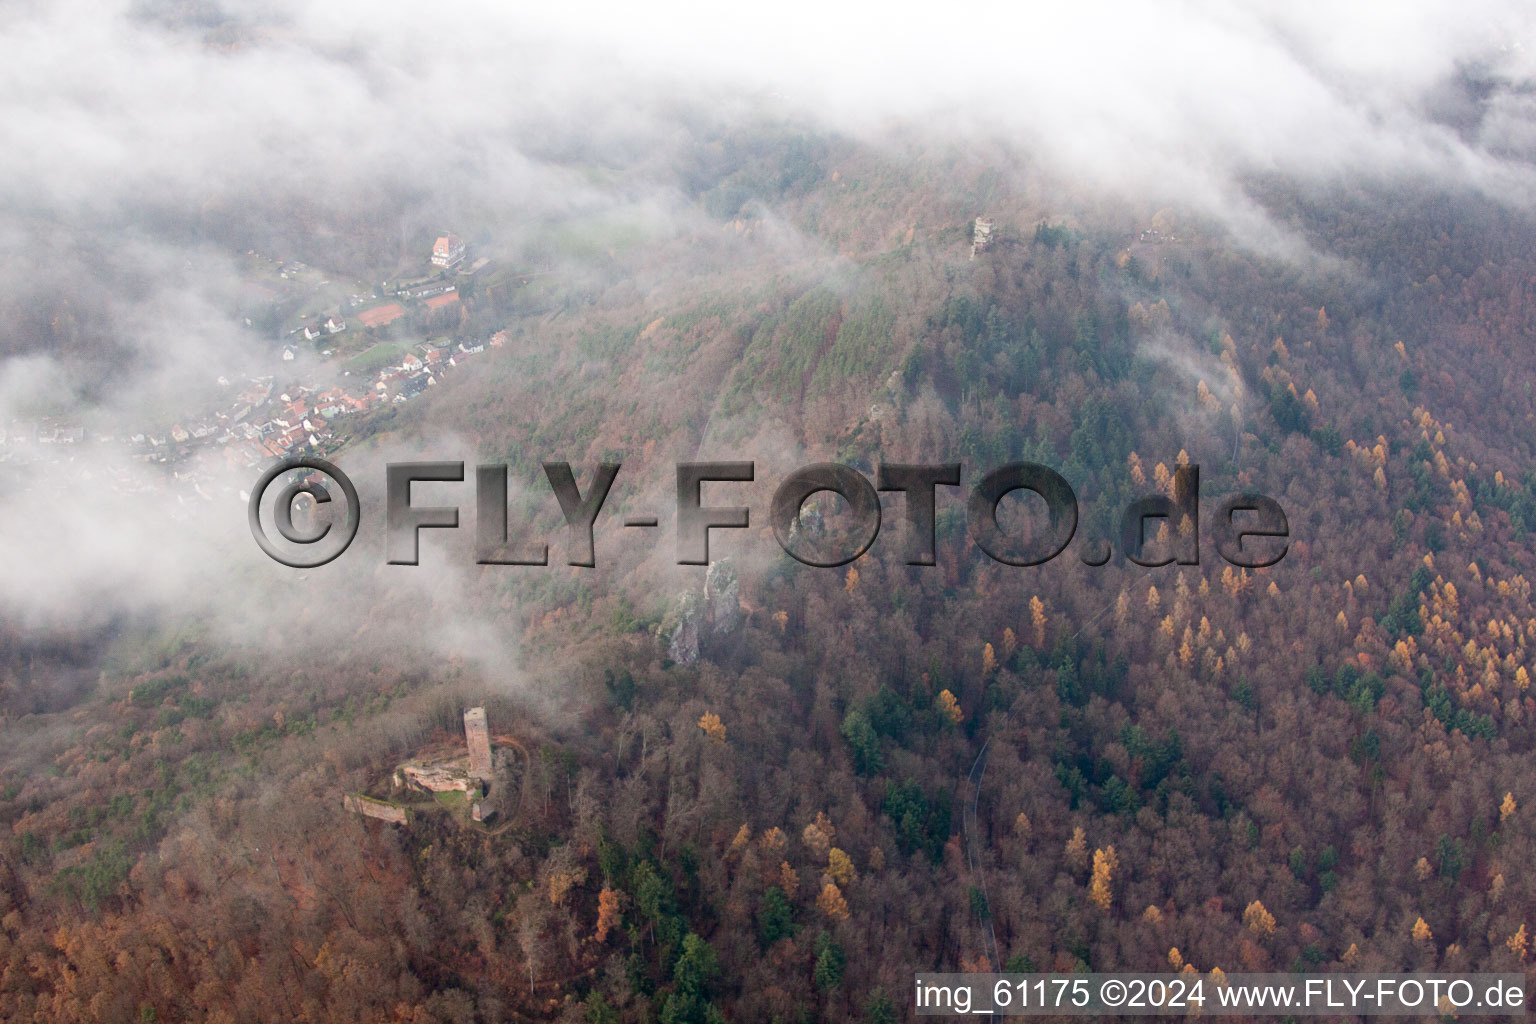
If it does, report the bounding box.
[431,234,466,268]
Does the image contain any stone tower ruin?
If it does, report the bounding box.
[464,706,493,780]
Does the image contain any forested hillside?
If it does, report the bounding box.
[3,136,1536,1024]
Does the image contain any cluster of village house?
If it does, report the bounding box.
[0,235,510,481]
[218,323,506,469]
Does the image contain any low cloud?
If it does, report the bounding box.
[1,0,1534,665]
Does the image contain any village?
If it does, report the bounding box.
[0,234,522,506]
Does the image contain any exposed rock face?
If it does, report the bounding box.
[400,761,474,792]
[704,558,739,634]
[661,560,740,665]
[788,500,824,547]
[666,590,703,666]
[971,216,994,258]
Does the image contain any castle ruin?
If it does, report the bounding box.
[352,704,506,825]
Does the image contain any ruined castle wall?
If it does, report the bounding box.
[344,793,408,825]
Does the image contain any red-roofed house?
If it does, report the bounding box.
[431,235,466,268]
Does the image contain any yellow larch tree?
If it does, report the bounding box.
[727,823,751,857]
[595,887,625,943]
[826,848,855,887]
[759,827,787,858]
[698,712,727,744]
[938,689,963,725]
[1243,900,1275,936]
[779,861,800,899]
[817,882,850,921]
[1089,846,1118,910]
[1065,827,1088,872]
[802,814,834,859]
[1221,565,1251,598]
